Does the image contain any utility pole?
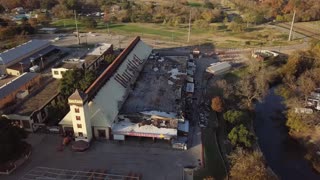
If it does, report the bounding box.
[171,32,174,43]
[288,10,296,41]
[74,10,80,45]
[187,9,191,43]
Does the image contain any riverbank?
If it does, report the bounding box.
[289,130,320,173]
[254,88,320,180]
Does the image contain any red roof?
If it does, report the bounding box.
[85,36,141,100]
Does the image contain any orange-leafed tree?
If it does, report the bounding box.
[211,96,224,113]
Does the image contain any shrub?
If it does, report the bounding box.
[228,124,255,148]
[211,96,224,112]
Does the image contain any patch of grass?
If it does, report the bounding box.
[187,1,202,7]
[223,66,248,82]
[51,19,83,29]
[194,112,227,180]
[107,23,185,38]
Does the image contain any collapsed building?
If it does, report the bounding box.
[59,37,189,142]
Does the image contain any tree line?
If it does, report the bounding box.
[229,0,320,22]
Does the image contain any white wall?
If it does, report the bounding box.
[52,68,68,79]
[71,103,93,142]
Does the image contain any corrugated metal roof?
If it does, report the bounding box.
[0,40,50,65]
[0,72,39,100]
[206,62,231,75]
[85,36,141,99]
[89,40,152,127]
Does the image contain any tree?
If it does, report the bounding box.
[0,117,28,164]
[194,19,209,29]
[203,1,214,9]
[228,21,245,32]
[59,69,96,97]
[297,70,316,102]
[105,54,116,64]
[81,17,97,29]
[0,18,9,27]
[281,52,314,78]
[211,96,224,112]
[229,147,275,180]
[228,124,254,148]
[223,110,247,124]
[37,13,51,26]
[201,9,214,22]
[20,20,35,35]
[216,79,234,99]
[286,110,309,132]
[236,70,269,109]
[28,18,38,27]
[52,4,73,18]
[23,0,40,10]
[40,0,57,9]
[0,4,5,13]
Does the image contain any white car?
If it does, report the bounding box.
[0,74,8,80]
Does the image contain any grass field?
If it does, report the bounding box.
[277,20,320,40]
[51,18,297,48]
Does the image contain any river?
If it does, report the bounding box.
[254,88,320,180]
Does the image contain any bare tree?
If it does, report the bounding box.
[236,70,269,109]
[297,70,316,102]
[216,79,234,99]
[229,147,276,180]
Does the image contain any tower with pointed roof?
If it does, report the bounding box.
[68,89,93,142]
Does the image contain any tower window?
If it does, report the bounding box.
[76,116,81,120]
[75,108,80,113]
[77,124,82,128]
[78,132,83,137]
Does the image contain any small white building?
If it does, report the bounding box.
[206,62,231,75]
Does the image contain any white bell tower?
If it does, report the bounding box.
[68,89,93,142]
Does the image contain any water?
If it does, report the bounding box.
[254,88,320,180]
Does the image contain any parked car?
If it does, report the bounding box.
[172,137,188,150]
[0,74,8,80]
[47,126,60,134]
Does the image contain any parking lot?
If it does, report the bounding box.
[1,133,201,180]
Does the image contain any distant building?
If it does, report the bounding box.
[0,40,57,76]
[307,89,320,110]
[38,28,58,34]
[0,72,40,109]
[206,62,231,75]
[51,43,113,79]
[252,50,279,61]
[2,77,62,132]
